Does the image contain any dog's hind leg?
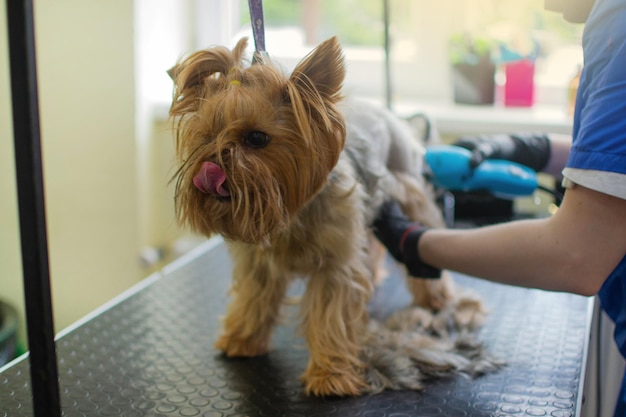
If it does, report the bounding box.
[405,271,456,311]
[386,173,456,311]
[215,245,289,357]
[393,174,486,327]
[367,233,389,287]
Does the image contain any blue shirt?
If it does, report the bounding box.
[599,256,626,359]
[568,0,626,414]
[570,0,626,176]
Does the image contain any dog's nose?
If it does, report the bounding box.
[193,162,230,197]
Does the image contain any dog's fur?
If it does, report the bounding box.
[169,37,499,397]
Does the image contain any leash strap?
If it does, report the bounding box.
[247,0,270,64]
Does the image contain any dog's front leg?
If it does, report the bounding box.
[215,249,288,357]
[299,262,372,397]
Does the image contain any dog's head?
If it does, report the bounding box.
[169,37,346,244]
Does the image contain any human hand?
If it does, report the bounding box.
[373,201,441,279]
[453,133,551,172]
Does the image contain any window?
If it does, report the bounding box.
[202,0,584,109]
[137,0,584,129]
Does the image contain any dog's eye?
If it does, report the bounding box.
[244,131,270,149]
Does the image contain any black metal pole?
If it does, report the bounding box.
[5,1,62,416]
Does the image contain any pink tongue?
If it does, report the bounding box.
[193,162,230,197]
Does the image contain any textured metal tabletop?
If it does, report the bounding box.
[0,238,593,417]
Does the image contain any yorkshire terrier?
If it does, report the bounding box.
[169,37,497,397]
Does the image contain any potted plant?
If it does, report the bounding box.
[449,32,496,105]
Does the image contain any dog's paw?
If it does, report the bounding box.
[452,294,487,330]
[406,270,458,311]
[214,333,269,357]
[302,369,366,397]
[384,306,434,332]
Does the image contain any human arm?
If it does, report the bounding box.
[418,184,626,295]
[542,133,570,178]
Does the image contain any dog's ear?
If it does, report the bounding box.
[170,38,249,115]
[285,37,346,195]
[289,36,345,102]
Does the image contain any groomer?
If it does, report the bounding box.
[373,0,626,415]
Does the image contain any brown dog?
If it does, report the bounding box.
[169,37,495,397]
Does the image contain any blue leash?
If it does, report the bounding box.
[247,0,270,64]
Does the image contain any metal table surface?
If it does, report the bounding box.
[0,237,593,417]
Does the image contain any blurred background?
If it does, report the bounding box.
[0,0,583,361]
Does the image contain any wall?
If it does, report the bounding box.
[0,0,142,348]
[0,1,25,348]
[134,0,197,262]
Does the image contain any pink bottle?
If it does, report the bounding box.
[504,59,535,107]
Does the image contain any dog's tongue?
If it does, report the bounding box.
[193,162,230,197]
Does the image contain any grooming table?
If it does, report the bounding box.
[0,237,593,417]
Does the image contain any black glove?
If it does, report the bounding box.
[373,200,441,279]
[454,133,551,172]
